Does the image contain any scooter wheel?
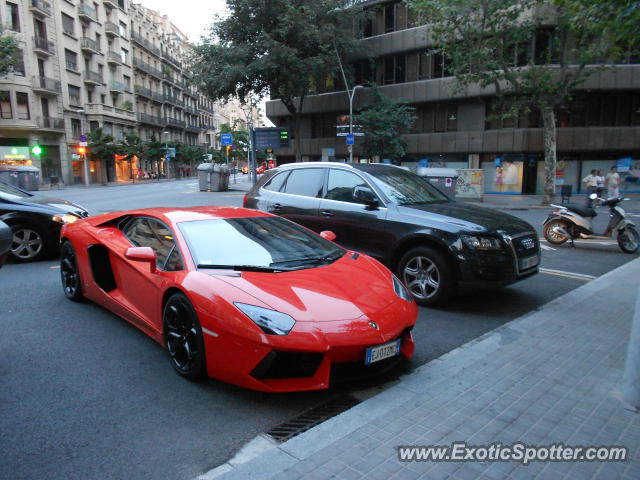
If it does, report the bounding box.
[618,226,640,254]
[543,220,571,245]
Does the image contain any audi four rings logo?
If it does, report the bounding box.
[521,238,535,249]
[369,321,379,330]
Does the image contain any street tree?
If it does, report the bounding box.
[410,0,640,204]
[0,29,18,77]
[120,133,145,162]
[358,86,415,161]
[192,0,367,162]
[142,135,167,163]
[88,128,116,184]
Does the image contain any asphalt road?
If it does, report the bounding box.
[1,178,638,480]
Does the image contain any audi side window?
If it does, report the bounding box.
[263,171,290,192]
[281,168,325,198]
[325,169,371,204]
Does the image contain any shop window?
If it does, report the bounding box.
[16,92,29,120]
[0,91,12,119]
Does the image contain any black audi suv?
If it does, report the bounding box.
[244,163,540,305]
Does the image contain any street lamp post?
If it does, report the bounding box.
[163,131,169,179]
[348,85,363,164]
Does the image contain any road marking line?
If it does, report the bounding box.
[539,268,596,281]
[49,265,60,269]
[540,244,556,251]
[540,239,618,246]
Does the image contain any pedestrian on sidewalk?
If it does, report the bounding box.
[582,169,598,207]
[596,170,605,196]
[606,166,620,198]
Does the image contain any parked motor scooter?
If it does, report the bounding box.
[543,194,639,253]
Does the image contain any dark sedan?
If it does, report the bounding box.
[0,181,89,262]
[244,163,540,305]
[0,220,10,268]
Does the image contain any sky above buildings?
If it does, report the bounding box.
[139,0,227,43]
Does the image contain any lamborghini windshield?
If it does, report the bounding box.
[179,216,344,271]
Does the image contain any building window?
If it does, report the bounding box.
[0,91,12,119]
[383,55,406,84]
[119,21,127,37]
[68,85,81,106]
[384,3,395,33]
[123,75,131,90]
[65,49,78,71]
[62,13,74,36]
[12,49,25,76]
[121,47,129,64]
[16,92,30,120]
[6,2,20,32]
[71,118,82,138]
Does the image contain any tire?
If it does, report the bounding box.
[163,293,207,380]
[618,227,640,254]
[543,220,570,245]
[9,223,47,262]
[397,246,455,306]
[60,241,84,302]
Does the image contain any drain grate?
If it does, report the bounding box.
[266,394,361,443]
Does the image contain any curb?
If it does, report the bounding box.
[204,256,640,480]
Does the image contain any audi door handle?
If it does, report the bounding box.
[321,211,334,217]
[272,203,281,210]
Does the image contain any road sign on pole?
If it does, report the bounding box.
[254,128,290,150]
[220,133,233,146]
[346,133,355,145]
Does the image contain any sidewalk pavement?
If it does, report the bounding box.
[464,193,640,211]
[208,257,640,480]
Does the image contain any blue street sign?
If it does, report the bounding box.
[346,133,355,145]
[79,134,87,142]
[221,133,233,146]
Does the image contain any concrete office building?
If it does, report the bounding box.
[265,0,640,194]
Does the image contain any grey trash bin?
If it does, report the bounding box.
[197,163,214,191]
[17,166,40,191]
[0,166,19,187]
[418,167,458,199]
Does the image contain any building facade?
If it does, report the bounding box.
[265,0,640,194]
[0,0,238,186]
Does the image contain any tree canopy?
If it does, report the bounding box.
[358,86,415,161]
[0,29,18,77]
[192,0,368,161]
[410,0,640,203]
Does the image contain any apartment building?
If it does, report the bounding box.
[265,0,640,195]
[0,0,237,186]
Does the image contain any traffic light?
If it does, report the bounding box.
[31,144,42,156]
[279,129,290,148]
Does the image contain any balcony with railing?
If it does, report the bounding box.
[85,103,136,119]
[33,36,55,56]
[164,95,184,107]
[185,123,201,133]
[103,0,118,8]
[37,116,65,130]
[131,33,161,57]
[105,22,119,37]
[80,37,100,54]
[84,70,103,85]
[133,58,162,79]
[199,104,214,113]
[134,85,152,98]
[137,112,165,126]
[77,3,97,22]
[166,117,186,128]
[31,76,61,95]
[29,0,52,17]
[107,51,122,65]
[161,51,181,68]
[184,105,198,115]
[109,80,126,92]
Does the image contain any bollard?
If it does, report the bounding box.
[623,283,640,410]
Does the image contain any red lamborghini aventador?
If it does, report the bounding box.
[59,207,417,392]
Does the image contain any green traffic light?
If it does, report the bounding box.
[31,145,42,156]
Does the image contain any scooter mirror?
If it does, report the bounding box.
[589,193,598,200]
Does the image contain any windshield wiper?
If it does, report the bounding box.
[270,253,344,268]
[197,264,287,273]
